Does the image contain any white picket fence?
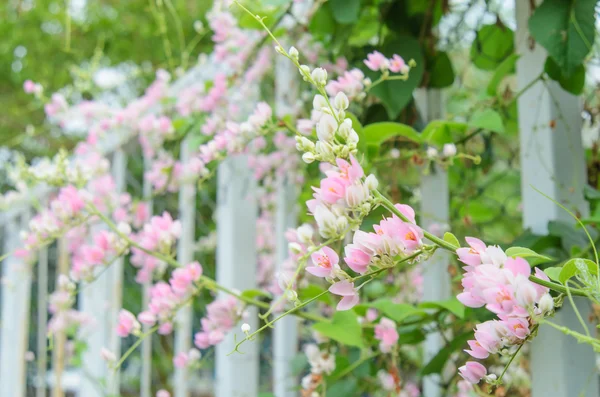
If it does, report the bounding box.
[0,3,598,396]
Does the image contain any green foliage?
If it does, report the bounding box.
[470,24,514,71]
[421,120,468,146]
[368,299,428,322]
[368,36,425,118]
[420,331,473,375]
[313,310,364,348]
[329,0,361,24]
[558,258,598,284]
[443,232,461,250]
[487,54,519,96]
[529,0,596,77]
[428,51,455,88]
[469,108,505,134]
[505,246,553,263]
[419,298,465,319]
[544,57,586,95]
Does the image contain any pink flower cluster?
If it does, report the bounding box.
[325,68,366,100]
[364,51,409,74]
[47,275,92,334]
[71,230,127,281]
[307,155,369,239]
[138,114,175,157]
[194,296,243,349]
[344,204,423,274]
[116,309,141,337]
[23,79,43,95]
[173,348,201,368]
[130,212,182,283]
[176,73,228,117]
[456,237,554,385]
[374,317,399,353]
[136,261,203,335]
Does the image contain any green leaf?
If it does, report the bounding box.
[419,298,465,319]
[363,122,421,147]
[313,311,364,348]
[544,57,586,95]
[368,36,425,118]
[420,331,473,375]
[299,285,330,303]
[529,0,596,77]
[505,246,553,263]
[443,232,460,250]
[487,54,519,96]
[421,120,468,146]
[469,108,505,134]
[369,300,428,323]
[544,266,563,282]
[309,5,335,37]
[327,378,358,397]
[428,52,455,88]
[558,258,598,284]
[328,0,360,24]
[241,289,272,300]
[470,24,514,71]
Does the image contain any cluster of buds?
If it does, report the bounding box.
[295,92,359,164]
[300,344,336,397]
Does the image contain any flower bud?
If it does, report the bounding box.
[316,141,334,158]
[538,293,554,314]
[241,323,251,333]
[289,46,299,60]
[443,143,457,157]
[275,45,285,55]
[285,289,298,302]
[338,119,352,139]
[302,152,316,163]
[297,224,314,244]
[313,94,328,111]
[311,68,328,86]
[426,146,438,159]
[334,92,349,110]
[299,65,311,80]
[345,184,368,207]
[365,174,379,190]
[317,114,337,142]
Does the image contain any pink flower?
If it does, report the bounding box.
[343,243,371,274]
[374,317,399,352]
[329,280,359,311]
[388,54,408,74]
[138,311,156,326]
[158,322,173,335]
[364,51,389,71]
[307,246,339,278]
[116,310,139,338]
[458,361,487,384]
[156,390,170,397]
[173,352,189,368]
[465,339,489,359]
[456,237,486,268]
[335,155,364,183]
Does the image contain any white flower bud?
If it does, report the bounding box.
[334,92,349,110]
[193,20,204,33]
[538,293,554,314]
[297,224,314,244]
[365,174,379,190]
[289,46,299,60]
[302,152,316,163]
[313,94,328,111]
[299,65,311,80]
[345,184,368,207]
[315,141,334,158]
[336,216,348,231]
[316,114,337,142]
[188,348,201,361]
[275,45,285,55]
[117,222,132,235]
[311,67,327,86]
[426,146,438,159]
[347,129,359,144]
[443,143,457,157]
[338,119,352,140]
[101,348,116,362]
[285,289,298,302]
[241,323,251,333]
[288,242,303,254]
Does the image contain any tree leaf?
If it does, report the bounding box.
[505,246,553,263]
[328,0,360,24]
[487,54,519,96]
[544,56,585,95]
[428,52,455,88]
[368,36,425,118]
[544,266,563,282]
[369,300,428,323]
[241,289,272,300]
[420,331,473,375]
[421,120,468,146]
[528,0,596,77]
[558,258,598,284]
[443,232,460,250]
[363,122,422,146]
[419,298,465,319]
[309,5,336,37]
[313,311,364,348]
[469,108,505,133]
[470,24,514,71]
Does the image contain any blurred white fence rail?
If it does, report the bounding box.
[515,2,599,397]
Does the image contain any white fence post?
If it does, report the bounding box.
[141,154,153,397]
[174,139,197,397]
[107,149,127,395]
[515,2,598,397]
[52,238,70,397]
[273,40,299,397]
[215,156,259,397]
[415,88,450,397]
[79,149,127,397]
[0,209,33,397]
[36,244,49,397]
